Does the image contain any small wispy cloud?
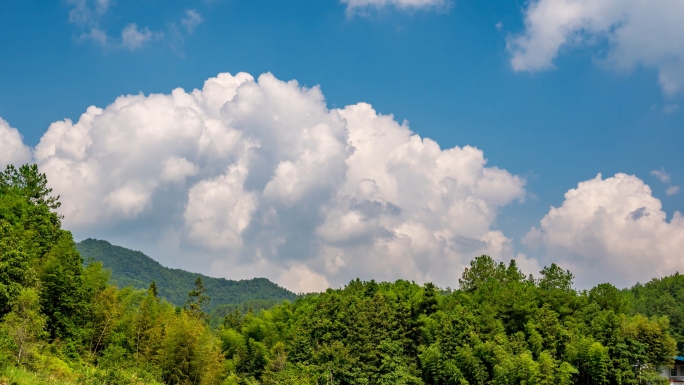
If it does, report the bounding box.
[121,24,163,51]
[341,0,449,15]
[67,0,112,47]
[651,167,671,184]
[67,0,163,51]
[67,0,110,26]
[651,167,679,196]
[666,186,681,196]
[79,27,108,47]
[181,10,203,34]
[662,104,680,115]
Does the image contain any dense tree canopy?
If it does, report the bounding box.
[218,257,675,385]
[0,164,681,385]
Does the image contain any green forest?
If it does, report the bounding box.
[0,163,683,385]
[74,238,297,325]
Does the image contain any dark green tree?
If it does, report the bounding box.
[185,277,210,320]
[0,164,60,210]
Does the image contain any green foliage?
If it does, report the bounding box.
[630,272,684,355]
[75,238,296,310]
[1,164,684,385]
[0,164,61,210]
[0,246,35,316]
[0,165,228,384]
[185,277,210,322]
[40,232,87,341]
[210,300,283,329]
[159,311,224,384]
[1,287,47,366]
[213,257,678,385]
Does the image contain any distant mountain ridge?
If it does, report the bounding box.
[75,239,296,311]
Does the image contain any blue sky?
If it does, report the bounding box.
[1,0,683,290]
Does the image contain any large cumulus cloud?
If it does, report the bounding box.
[6,72,527,292]
[508,0,684,95]
[0,118,32,169]
[525,173,684,288]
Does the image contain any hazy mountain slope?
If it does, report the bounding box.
[75,238,296,310]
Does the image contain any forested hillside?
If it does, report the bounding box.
[629,274,684,355]
[0,163,682,385]
[75,239,296,311]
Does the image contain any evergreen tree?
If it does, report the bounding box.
[185,277,210,321]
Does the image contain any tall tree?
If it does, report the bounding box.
[185,277,210,321]
[0,164,60,210]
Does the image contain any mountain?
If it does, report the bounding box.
[75,238,296,311]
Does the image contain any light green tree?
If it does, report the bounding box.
[2,287,47,365]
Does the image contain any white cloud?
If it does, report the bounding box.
[121,24,161,51]
[651,167,671,184]
[278,264,330,294]
[66,1,163,51]
[663,104,680,115]
[2,72,527,292]
[80,27,108,47]
[161,157,199,184]
[524,173,684,288]
[67,0,112,47]
[18,69,684,292]
[184,161,258,251]
[0,118,32,170]
[508,0,684,95]
[341,0,448,14]
[67,0,110,26]
[513,253,542,278]
[10,71,683,292]
[181,10,203,34]
[667,186,681,196]
[104,181,156,220]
